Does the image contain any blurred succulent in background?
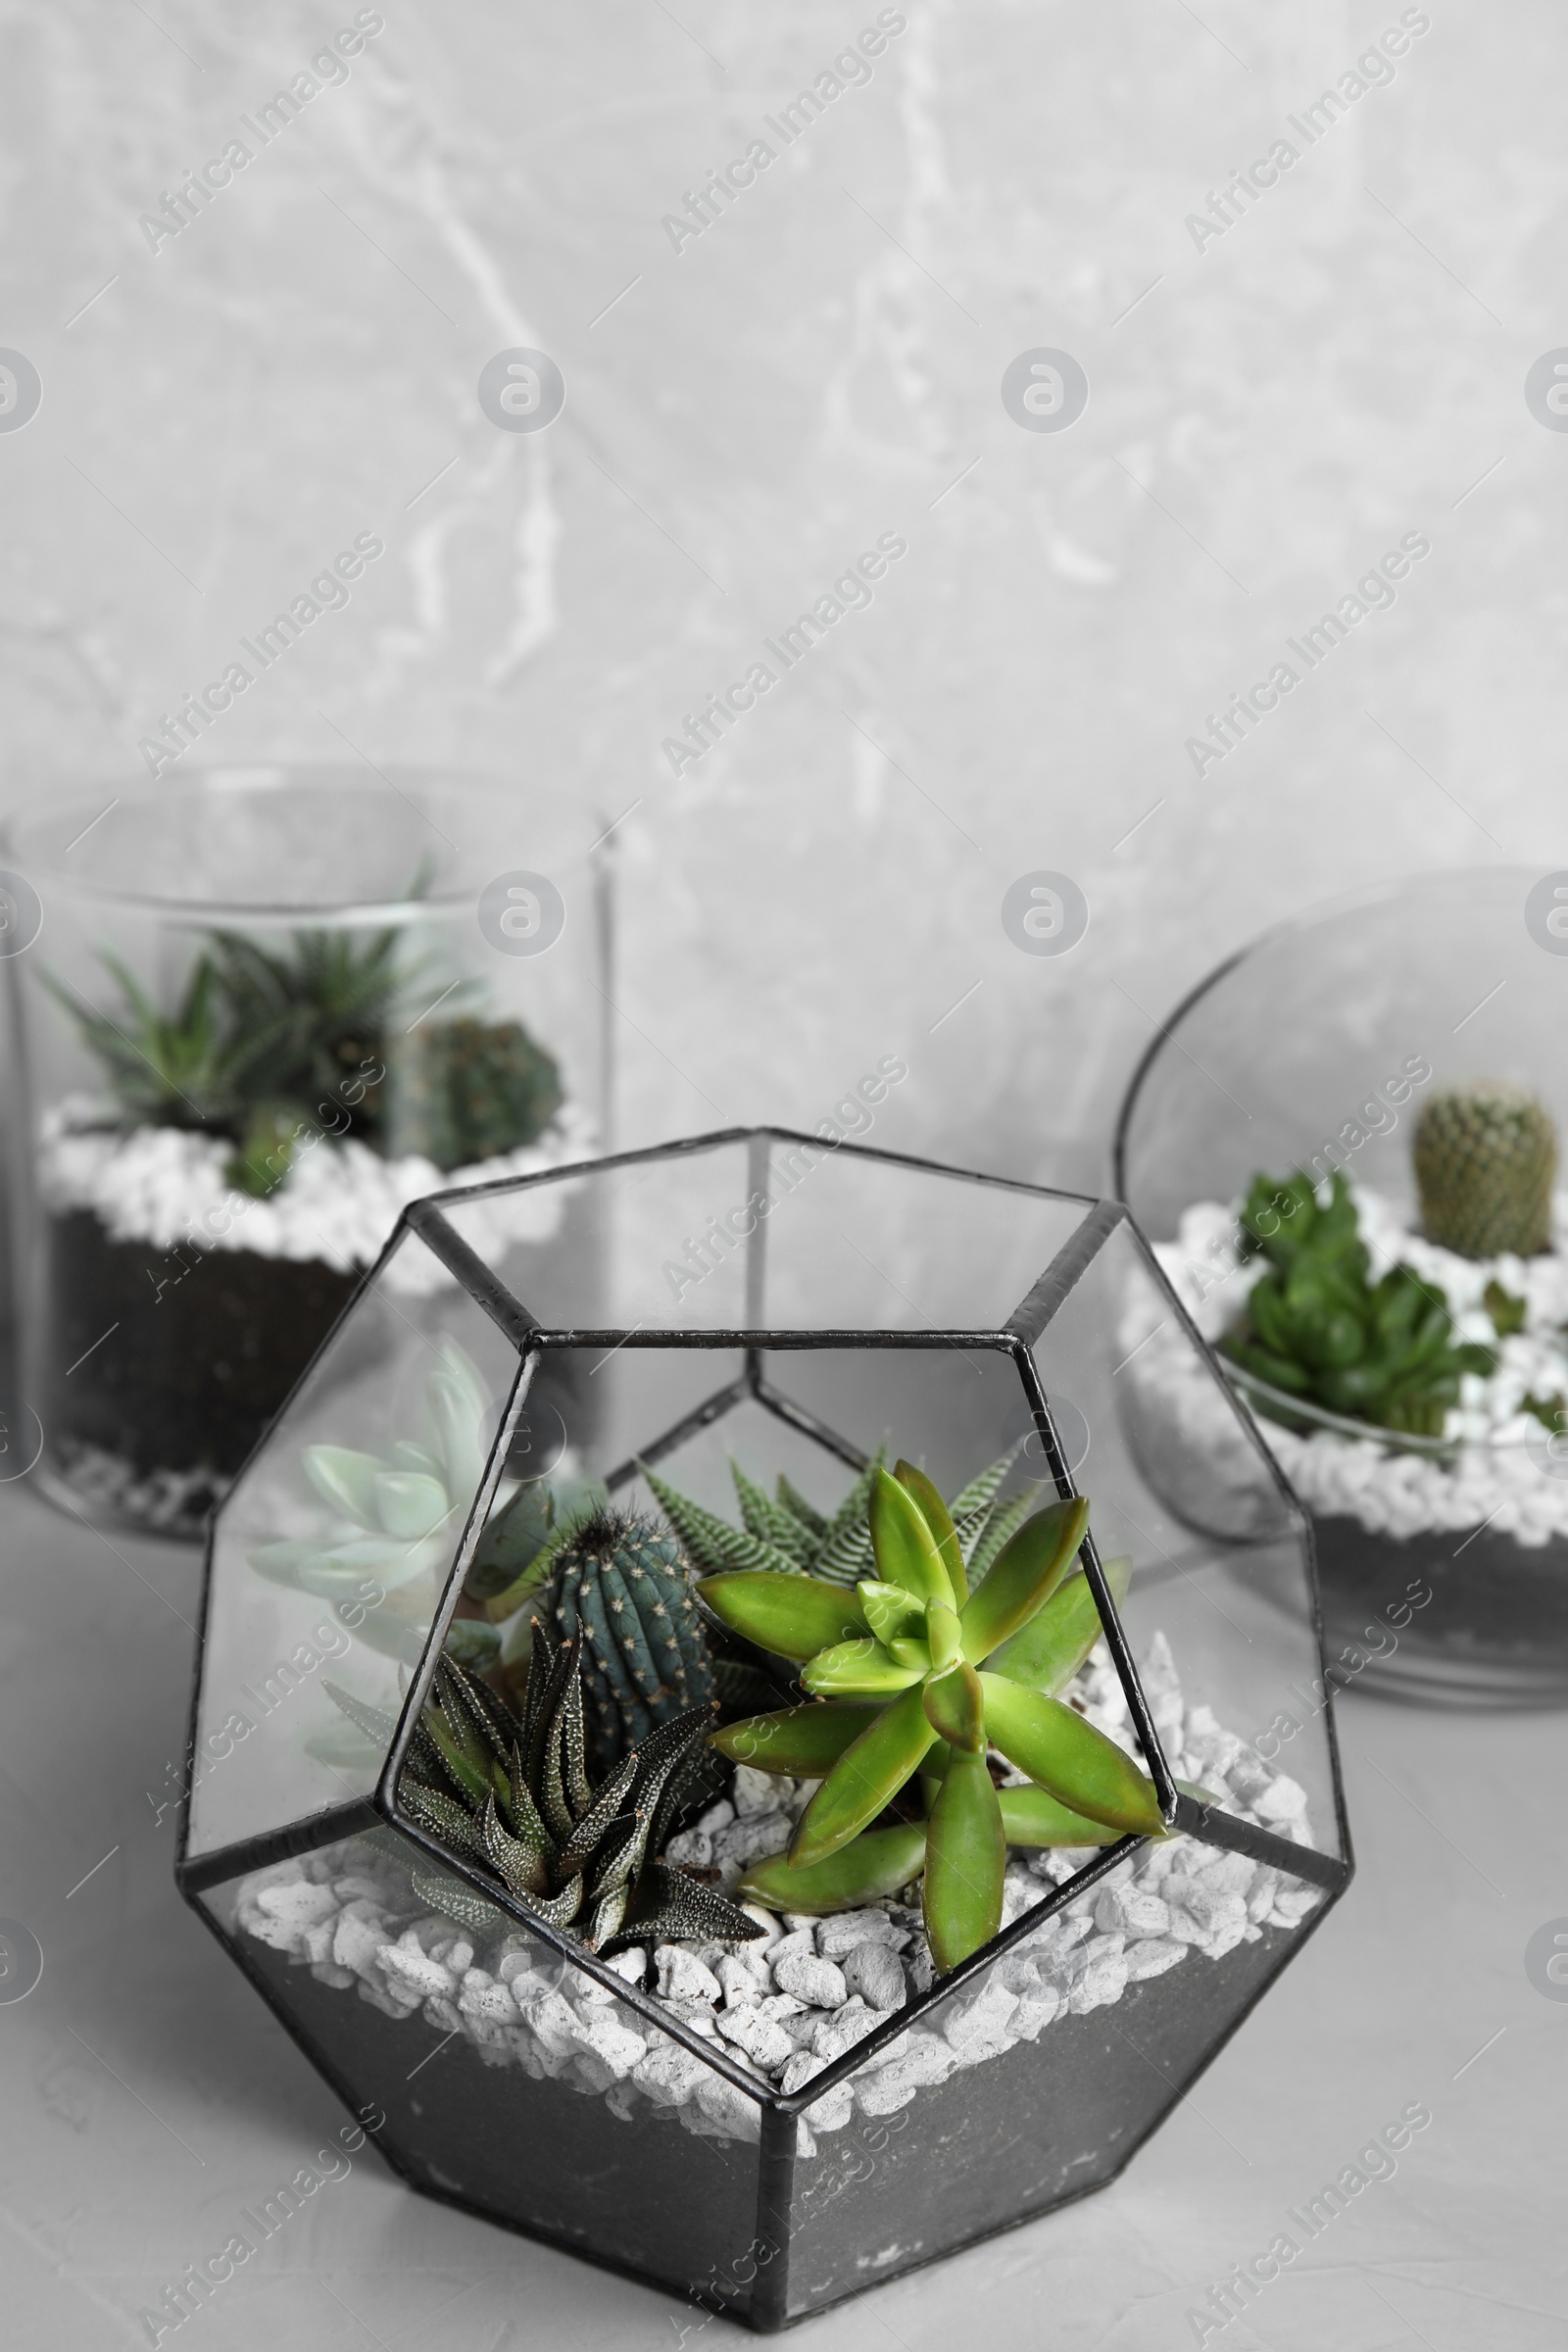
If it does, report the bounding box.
[252,1338,497,1667]
[697,1461,1165,1972]
[390,1014,564,1169]
[1221,1170,1494,1440]
[43,952,279,1134]
[43,876,564,1196]
[331,1638,760,1953]
[1414,1081,1557,1260]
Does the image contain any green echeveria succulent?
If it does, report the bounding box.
[698,1462,1164,1973]
[330,1638,760,1956]
[1221,1170,1494,1440]
[1413,1081,1557,1259]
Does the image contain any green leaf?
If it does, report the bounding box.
[710,1701,885,1775]
[731,1461,818,1567]
[803,1639,923,1696]
[946,1448,1018,1522]
[996,1783,1129,1847]
[643,1463,800,1577]
[442,1619,501,1671]
[868,1466,950,1605]
[923,1750,1005,1971]
[775,1475,828,1540]
[738,1822,928,1914]
[372,1470,451,1541]
[979,1676,1163,1836]
[958,1495,1089,1663]
[961,1488,1036,1587]
[791,1681,936,1867]
[1484,1278,1528,1338]
[926,1600,960,1670]
[856,1579,927,1648]
[987,1553,1133,1694]
[697,1571,867,1661]
[894,1459,969,1610]
[922,1660,985,1751]
[301,1446,384,1526]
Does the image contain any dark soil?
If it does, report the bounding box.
[46,1207,359,1484]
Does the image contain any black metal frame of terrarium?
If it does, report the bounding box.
[175,1128,1352,2332]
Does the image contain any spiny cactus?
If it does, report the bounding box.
[391,1015,563,1170]
[550,1509,714,1779]
[1414,1082,1557,1259]
[700,1462,1168,1973]
[332,1637,760,1954]
[643,1446,1032,1593]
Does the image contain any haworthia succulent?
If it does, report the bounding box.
[392,1640,760,1955]
[641,1463,799,1577]
[731,1463,818,1567]
[774,1475,828,1540]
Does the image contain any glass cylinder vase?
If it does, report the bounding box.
[2,765,612,1540]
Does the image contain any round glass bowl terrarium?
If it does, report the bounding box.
[2,767,611,1539]
[1112,867,1568,1710]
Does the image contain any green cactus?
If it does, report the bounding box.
[330,1639,760,1954]
[391,1014,564,1170]
[699,1462,1172,1974]
[550,1509,715,1779]
[1414,1082,1557,1259]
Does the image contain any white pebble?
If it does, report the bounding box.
[656,1946,721,2006]
[841,1942,906,2010]
[772,1952,848,2009]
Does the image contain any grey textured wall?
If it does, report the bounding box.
[1,0,1557,1194]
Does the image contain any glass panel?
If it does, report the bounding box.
[186,1230,518,1860]
[759,1343,1037,1492]
[196,1827,767,2318]
[753,1142,1092,1332]
[783,1839,1328,2319]
[1115,867,1568,1244]
[1035,1219,1344,1863]
[439,1138,1091,1335]
[439,1136,757,1328]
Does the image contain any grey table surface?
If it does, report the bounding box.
[0,1475,1562,2352]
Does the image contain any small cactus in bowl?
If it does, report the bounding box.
[1414,1081,1557,1259]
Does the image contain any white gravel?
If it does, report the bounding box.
[1133,1185,1568,1545]
[38,1096,595,1285]
[231,1632,1323,2154]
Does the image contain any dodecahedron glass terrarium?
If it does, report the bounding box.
[177,1130,1350,2330]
